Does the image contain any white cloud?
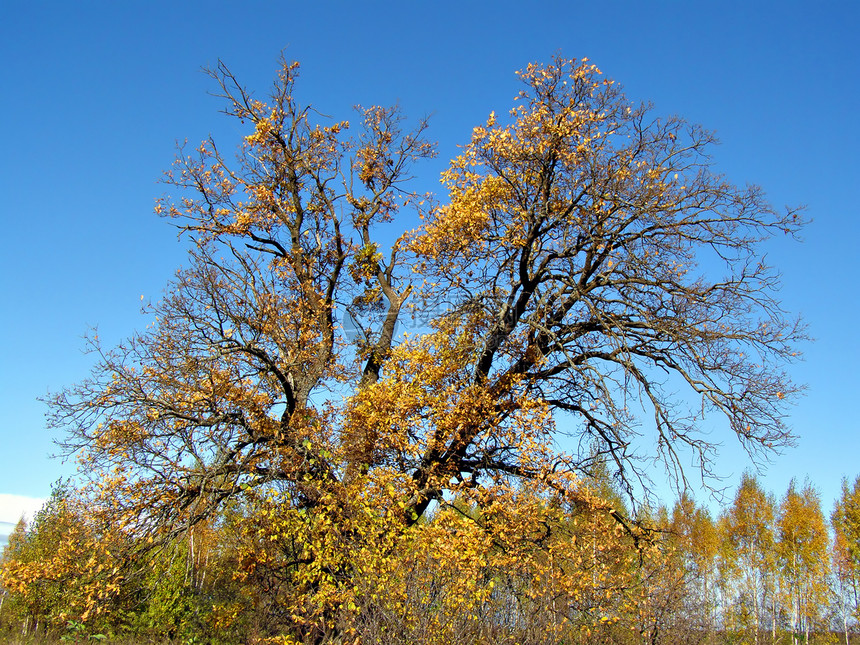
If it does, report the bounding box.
[0,494,46,525]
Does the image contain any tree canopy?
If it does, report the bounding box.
[39,54,806,640]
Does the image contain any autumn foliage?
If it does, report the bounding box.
[0,56,821,643]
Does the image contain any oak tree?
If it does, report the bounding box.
[47,55,805,634]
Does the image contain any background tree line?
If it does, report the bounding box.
[2,473,860,644]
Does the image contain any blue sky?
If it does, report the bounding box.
[1,1,857,528]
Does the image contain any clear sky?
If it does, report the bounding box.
[1,1,857,530]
